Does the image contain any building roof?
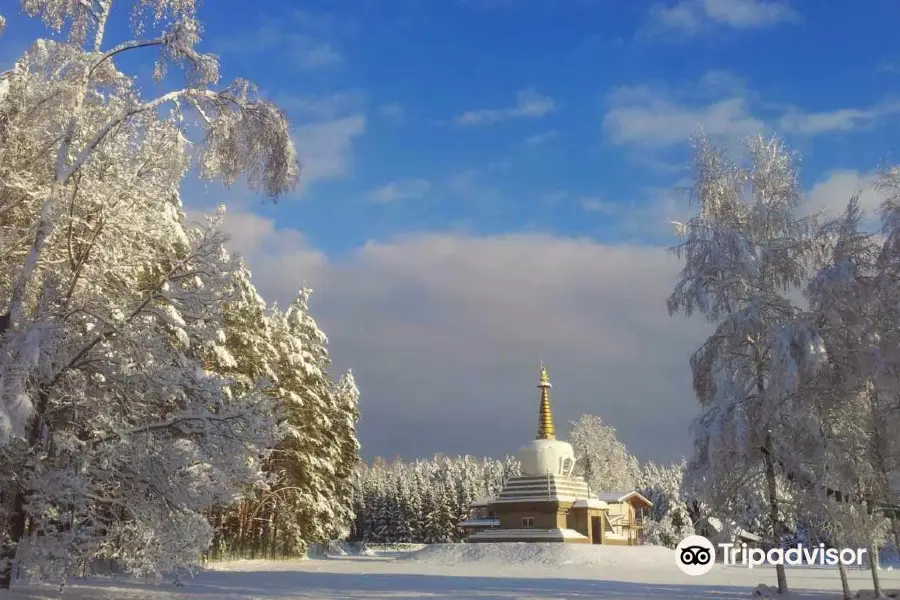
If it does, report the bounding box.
[491,474,594,503]
[594,491,653,506]
[702,516,762,543]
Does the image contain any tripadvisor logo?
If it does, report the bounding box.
[675,535,715,576]
[675,535,870,576]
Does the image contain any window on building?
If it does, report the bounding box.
[560,457,574,476]
[522,516,535,528]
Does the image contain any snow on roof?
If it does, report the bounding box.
[594,491,653,506]
[705,516,723,532]
[703,516,762,543]
[740,530,763,543]
[491,495,592,504]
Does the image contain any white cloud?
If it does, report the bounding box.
[604,74,900,148]
[224,23,343,70]
[524,130,559,147]
[644,0,798,39]
[579,197,616,214]
[369,179,432,203]
[293,115,366,186]
[541,190,568,204]
[456,89,556,125]
[702,0,797,27]
[208,214,708,463]
[380,102,407,123]
[603,83,762,147]
[447,169,504,204]
[486,160,512,173]
[291,8,359,36]
[274,91,365,120]
[778,101,900,135]
[804,170,889,225]
[287,36,343,70]
[183,207,327,303]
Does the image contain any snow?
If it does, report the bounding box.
[406,542,676,567]
[572,498,608,508]
[4,543,900,599]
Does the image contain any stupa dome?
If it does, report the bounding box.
[518,438,576,476]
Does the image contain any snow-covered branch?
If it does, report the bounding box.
[92,412,260,448]
[61,88,220,181]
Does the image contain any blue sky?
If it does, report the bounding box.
[5,0,900,464]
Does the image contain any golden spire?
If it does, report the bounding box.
[537,361,555,440]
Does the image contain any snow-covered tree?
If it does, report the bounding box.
[0,202,279,584]
[639,461,691,547]
[328,371,362,539]
[568,414,640,493]
[799,193,900,596]
[0,0,299,587]
[4,0,297,330]
[209,289,360,560]
[668,135,827,594]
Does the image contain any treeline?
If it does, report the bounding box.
[349,455,521,544]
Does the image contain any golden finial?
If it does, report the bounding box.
[537,362,555,440]
[539,362,550,386]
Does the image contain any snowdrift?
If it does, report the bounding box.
[404,542,675,569]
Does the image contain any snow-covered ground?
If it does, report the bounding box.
[1,543,898,599]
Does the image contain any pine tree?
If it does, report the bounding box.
[328,371,361,540]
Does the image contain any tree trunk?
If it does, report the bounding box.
[0,389,50,589]
[838,560,853,600]
[0,490,26,589]
[869,543,884,598]
[892,517,900,555]
[763,431,788,594]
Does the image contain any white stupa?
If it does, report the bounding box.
[464,364,612,544]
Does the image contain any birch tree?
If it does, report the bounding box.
[668,135,826,594]
[568,414,641,493]
[5,0,297,331]
[0,0,298,587]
